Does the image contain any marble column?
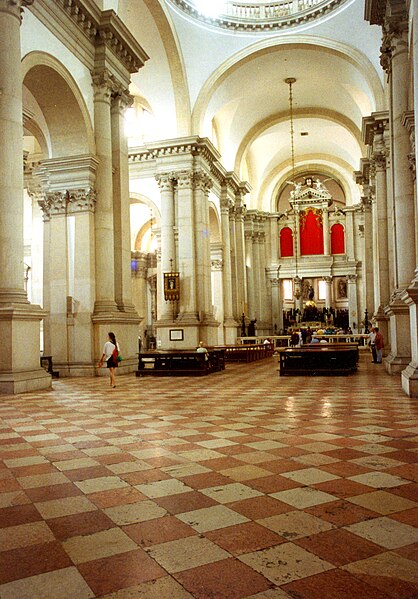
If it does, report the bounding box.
[347,274,359,332]
[259,230,270,331]
[245,229,255,320]
[0,0,50,393]
[401,3,418,396]
[362,198,374,317]
[323,207,330,255]
[252,231,261,320]
[194,171,214,324]
[371,151,390,344]
[111,90,137,315]
[156,174,176,321]
[234,201,247,316]
[229,205,238,320]
[270,278,282,333]
[92,71,118,314]
[270,214,279,265]
[388,22,415,290]
[324,276,332,309]
[220,194,237,342]
[345,210,355,260]
[176,171,198,323]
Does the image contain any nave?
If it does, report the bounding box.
[0,358,417,598]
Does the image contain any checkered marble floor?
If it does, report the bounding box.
[0,355,417,598]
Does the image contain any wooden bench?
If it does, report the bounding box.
[216,344,274,363]
[136,349,225,377]
[279,345,358,376]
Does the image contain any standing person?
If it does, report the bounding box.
[98,332,120,388]
[374,328,384,364]
[368,327,377,363]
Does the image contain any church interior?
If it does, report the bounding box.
[0,0,417,596]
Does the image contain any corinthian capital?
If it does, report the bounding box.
[176,171,194,190]
[0,0,33,21]
[193,171,212,193]
[67,188,96,213]
[92,69,123,102]
[156,173,175,192]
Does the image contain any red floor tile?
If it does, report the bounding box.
[174,557,273,598]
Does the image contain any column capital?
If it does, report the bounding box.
[92,69,123,103]
[193,171,212,193]
[270,278,280,287]
[380,13,409,74]
[111,89,134,114]
[176,170,194,190]
[211,259,223,271]
[156,173,175,191]
[220,196,233,211]
[37,188,96,219]
[347,274,358,283]
[0,0,33,22]
[323,276,332,284]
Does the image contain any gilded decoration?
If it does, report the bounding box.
[299,208,323,231]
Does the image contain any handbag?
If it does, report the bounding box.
[116,353,123,362]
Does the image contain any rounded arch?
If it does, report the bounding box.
[234,107,364,174]
[192,35,384,135]
[209,202,221,242]
[262,157,359,213]
[130,192,161,253]
[127,0,192,136]
[21,51,95,157]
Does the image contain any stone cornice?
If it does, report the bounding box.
[96,10,149,74]
[362,111,390,146]
[364,0,387,25]
[29,1,148,78]
[129,137,221,165]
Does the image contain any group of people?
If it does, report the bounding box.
[368,327,384,363]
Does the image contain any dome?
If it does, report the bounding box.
[166,0,351,32]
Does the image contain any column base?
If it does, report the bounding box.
[384,353,411,375]
[0,303,51,394]
[0,369,51,395]
[224,319,239,345]
[401,363,418,398]
[92,310,141,374]
[384,294,411,375]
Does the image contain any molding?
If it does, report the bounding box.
[28,1,148,79]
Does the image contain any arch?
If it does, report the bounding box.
[260,156,359,212]
[331,223,345,254]
[131,0,192,136]
[280,227,294,257]
[130,192,161,253]
[21,52,94,157]
[234,107,364,174]
[209,202,221,242]
[192,35,384,135]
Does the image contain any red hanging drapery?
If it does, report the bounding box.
[280,227,294,257]
[300,209,324,255]
[331,223,345,254]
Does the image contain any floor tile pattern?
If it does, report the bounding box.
[0,355,417,598]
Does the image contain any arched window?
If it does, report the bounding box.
[280,227,294,257]
[300,209,324,255]
[331,223,345,254]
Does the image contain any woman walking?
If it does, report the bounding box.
[98,332,120,387]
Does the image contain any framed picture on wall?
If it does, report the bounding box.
[169,329,184,341]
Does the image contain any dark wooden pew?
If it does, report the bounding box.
[215,344,274,363]
[136,349,225,377]
[279,345,358,376]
